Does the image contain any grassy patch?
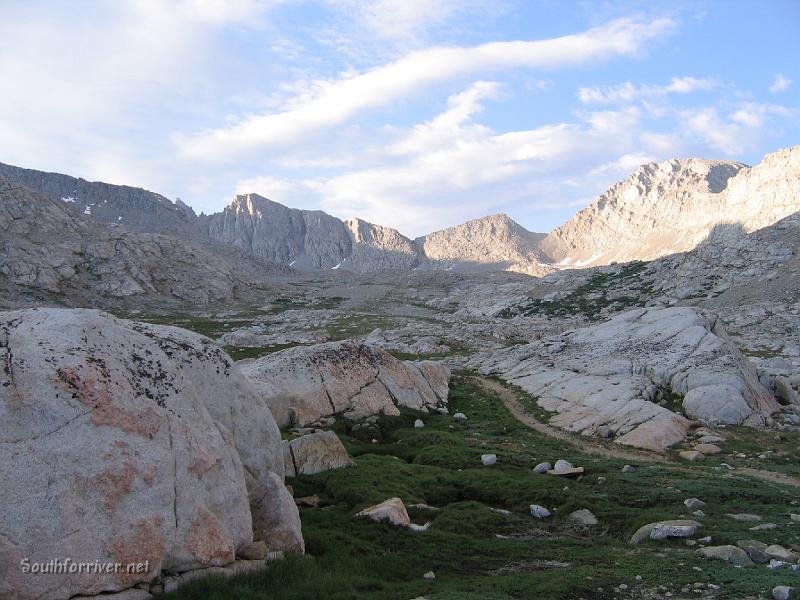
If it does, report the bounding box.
[224,343,307,361]
[166,375,800,600]
[498,261,654,321]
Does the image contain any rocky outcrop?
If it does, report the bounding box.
[0,308,302,600]
[474,307,777,450]
[240,340,450,428]
[542,146,800,267]
[416,213,550,275]
[0,178,279,306]
[283,430,353,477]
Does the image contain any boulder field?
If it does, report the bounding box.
[0,308,302,600]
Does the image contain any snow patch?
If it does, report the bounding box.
[61,196,77,203]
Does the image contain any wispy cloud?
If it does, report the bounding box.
[769,73,792,93]
[578,76,715,104]
[176,17,675,161]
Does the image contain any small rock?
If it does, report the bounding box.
[692,510,706,517]
[698,536,713,545]
[567,509,599,527]
[790,514,800,522]
[684,498,706,510]
[750,523,778,531]
[409,522,431,532]
[597,425,613,438]
[553,459,573,472]
[630,520,702,544]
[768,559,788,569]
[693,443,722,455]
[423,571,436,580]
[622,464,636,473]
[481,454,497,466]
[773,586,795,600]
[736,539,770,564]
[453,412,467,421]
[414,419,425,428]
[766,545,800,563]
[295,495,319,508]
[650,524,698,540]
[530,504,551,519]
[357,497,411,527]
[727,513,762,522]
[237,541,267,560]
[679,450,705,462]
[533,462,551,474]
[697,545,755,567]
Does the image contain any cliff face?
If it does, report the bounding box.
[540,146,800,267]
[202,194,353,270]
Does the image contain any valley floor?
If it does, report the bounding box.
[165,376,800,600]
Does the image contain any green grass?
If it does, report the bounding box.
[224,343,308,361]
[498,261,654,321]
[166,375,800,600]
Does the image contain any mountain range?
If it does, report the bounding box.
[1,145,798,305]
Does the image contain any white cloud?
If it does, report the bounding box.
[769,73,792,93]
[578,75,715,104]
[234,88,645,236]
[176,17,675,161]
[680,102,794,155]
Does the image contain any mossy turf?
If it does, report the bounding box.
[166,376,800,600]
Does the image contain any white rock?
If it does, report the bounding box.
[530,505,551,519]
[481,454,497,466]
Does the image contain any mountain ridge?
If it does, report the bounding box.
[1,144,798,277]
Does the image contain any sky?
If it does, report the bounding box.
[1,0,798,237]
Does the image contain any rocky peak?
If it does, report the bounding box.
[540,147,799,267]
[416,213,550,275]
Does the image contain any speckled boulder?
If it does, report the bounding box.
[0,308,302,600]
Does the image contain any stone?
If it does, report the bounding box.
[414,419,425,428]
[423,571,436,580]
[295,496,320,508]
[547,466,585,477]
[683,385,754,426]
[773,586,795,600]
[736,540,770,564]
[684,498,706,510]
[727,513,762,522]
[622,464,636,473]
[567,509,599,527]
[766,545,800,563]
[237,541,268,561]
[357,498,411,527]
[693,443,722,455]
[697,545,755,567]
[453,412,467,421]
[790,514,800,522]
[679,450,705,462]
[530,505,552,519]
[533,462,551,474]
[553,459,573,471]
[698,536,714,545]
[283,430,353,477]
[750,523,778,531]
[650,524,698,541]
[0,308,302,600]
[597,425,613,438]
[630,520,702,544]
[241,340,449,428]
[481,454,497,466]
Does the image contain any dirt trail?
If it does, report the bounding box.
[470,375,800,488]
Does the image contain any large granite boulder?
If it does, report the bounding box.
[241,340,450,428]
[475,307,777,450]
[0,308,303,600]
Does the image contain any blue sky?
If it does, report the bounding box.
[1,0,797,236]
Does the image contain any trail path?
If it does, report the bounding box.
[470,375,800,489]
